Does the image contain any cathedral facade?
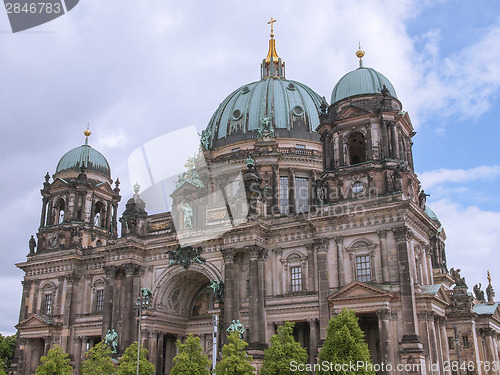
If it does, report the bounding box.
[12,28,500,375]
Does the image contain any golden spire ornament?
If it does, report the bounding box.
[268,17,277,38]
[356,43,365,68]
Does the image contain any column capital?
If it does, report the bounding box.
[377,308,398,321]
[377,229,387,239]
[221,248,235,263]
[123,263,138,276]
[392,226,413,242]
[314,238,329,252]
[246,245,263,260]
[21,279,33,289]
[334,236,344,246]
[103,266,118,278]
[65,273,80,285]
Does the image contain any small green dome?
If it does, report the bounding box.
[204,78,323,149]
[331,66,397,104]
[56,143,111,177]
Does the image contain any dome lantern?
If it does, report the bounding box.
[261,17,285,79]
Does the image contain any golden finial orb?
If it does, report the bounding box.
[84,124,91,137]
[356,43,365,59]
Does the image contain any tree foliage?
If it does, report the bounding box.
[116,342,155,375]
[35,346,73,375]
[215,332,254,375]
[0,359,7,375]
[0,334,16,371]
[169,333,211,375]
[261,321,308,375]
[317,308,375,375]
[80,341,115,375]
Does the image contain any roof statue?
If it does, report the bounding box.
[487,270,496,304]
[473,283,485,302]
[174,156,205,190]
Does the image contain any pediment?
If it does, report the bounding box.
[17,314,60,329]
[51,178,69,189]
[328,281,392,303]
[417,284,452,305]
[336,105,370,121]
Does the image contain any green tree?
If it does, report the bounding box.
[261,321,308,375]
[169,333,211,375]
[215,332,254,375]
[35,346,73,375]
[80,341,115,375]
[0,334,16,371]
[0,359,7,375]
[317,308,375,375]
[116,342,155,375]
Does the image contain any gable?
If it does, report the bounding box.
[328,281,392,302]
[336,105,370,121]
[17,314,60,330]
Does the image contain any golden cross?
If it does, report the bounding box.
[268,17,277,35]
[184,157,195,172]
[488,270,492,285]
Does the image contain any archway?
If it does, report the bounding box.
[348,132,367,165]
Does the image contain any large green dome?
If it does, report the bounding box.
[331,66,397,104]
[203,33,324,150]
[56,141,111,177]
[204,77,323,149]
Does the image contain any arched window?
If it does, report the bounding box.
[54,200,65,224]
[93,202,105,227]
[348,132,366,165]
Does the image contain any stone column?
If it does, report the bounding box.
[112,203,118,237]
[63,273,79,351]
[381,121,389,159]
[31,280,40,314]
[365,123,373,160]
[308,318,319,365]
[338,132,345,165]
[248,246,260,345]
[390,122,400,160]
[393,227,420,341]
[148,332,158,368]
[288,168,296,214]
[315,238,330,340]
[392,227,425,370]
[122,263,137,349]
[40,197,48,227]
[46,200,53,225]
[271,165,278,214]
[102,266,117,338]
[437,317,451,375]
[306,243,315,292]
[222,249,235,337]
[258,249,267,343]
[19,280,31,322]
[80,336,88,362]
[378,230,390,283]
[335,237,345,287]
[43,336,51,355]
[377,309,395,374]
[156,334,164,374]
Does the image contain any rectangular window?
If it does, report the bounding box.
[44,294,53,315]
[355,255,371,282]
[295,177,309,213]
[448,337,455,350]
[295,144,306,149]
[462,335,469,348]
[280,177,289,214]
[291,266,302,292]
[96,290,104,312]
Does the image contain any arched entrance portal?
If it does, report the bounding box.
[148,264,220,374]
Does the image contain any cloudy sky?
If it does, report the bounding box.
[1,0,500,335]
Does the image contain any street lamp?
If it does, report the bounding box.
[134,288,152,375]
[453,325,463,375]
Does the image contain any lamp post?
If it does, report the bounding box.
[453,325,463,375]
[134,288,152,375]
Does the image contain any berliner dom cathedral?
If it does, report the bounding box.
[12,20,500,375]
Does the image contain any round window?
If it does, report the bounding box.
[292,106,304,116]
[287,83,296,91]
[241,86,250,94]
[352,181,364,194]
[232,109,243,120]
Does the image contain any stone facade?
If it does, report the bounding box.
[12,40,500,375]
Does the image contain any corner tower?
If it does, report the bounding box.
[317,46,418,204]
[36,129,121,252]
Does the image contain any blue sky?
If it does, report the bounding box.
[0,0,499,335]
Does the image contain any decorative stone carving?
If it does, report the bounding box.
[393,226,412,242]
[314,238,328,252]
[167,245,205,270]
[473,283,485,302]
[450,268,467,288]
[221,248,235,263]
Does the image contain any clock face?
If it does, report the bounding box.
[352,181,364,194]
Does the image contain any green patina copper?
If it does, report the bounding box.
[56,140,111,177]
[331,66,397,104]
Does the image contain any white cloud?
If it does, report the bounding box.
[430,199,500,293]
[419,166,500,189]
